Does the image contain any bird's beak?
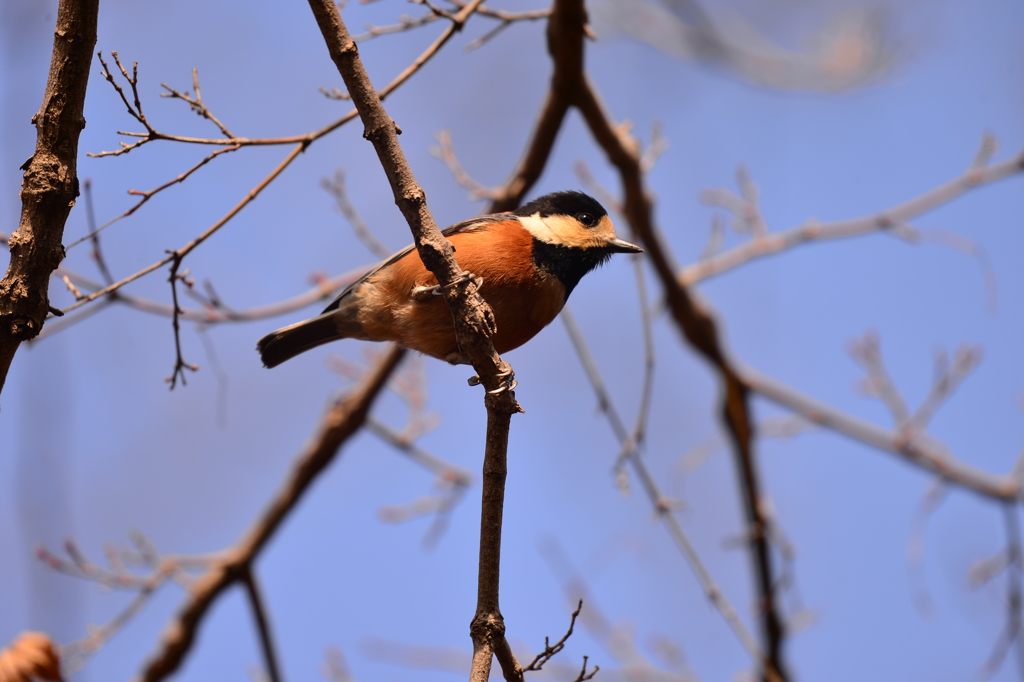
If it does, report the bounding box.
[605,237,644,253]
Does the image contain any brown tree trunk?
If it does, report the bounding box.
[0,0,100,392]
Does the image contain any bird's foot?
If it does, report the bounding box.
[467,367,517,394]
[411,271,483,301]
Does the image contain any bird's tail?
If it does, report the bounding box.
[257,313,362,368]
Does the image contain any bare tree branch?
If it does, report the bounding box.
[0,0,99,392]
[136,345,405,682]
[683,139,1022,288]
[303,5,530,682]
[560,299,772,677]
[243,568,284,682]
[572,70,788,682]
[742,363,1019,499]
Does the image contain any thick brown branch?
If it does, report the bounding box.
[483,0,584,213]
[0,0,99,392]
[137,345,405,682]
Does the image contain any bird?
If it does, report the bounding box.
[256,190,642,369]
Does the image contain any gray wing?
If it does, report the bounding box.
[320,213,516,314]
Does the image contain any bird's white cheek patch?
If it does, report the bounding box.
[517,213,611,249]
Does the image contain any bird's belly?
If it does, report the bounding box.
[373,277,565,361]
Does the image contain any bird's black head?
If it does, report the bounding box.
[513,190,608,226]
[513,191,643,299]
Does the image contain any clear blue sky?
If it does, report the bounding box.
[2,0,1023,680]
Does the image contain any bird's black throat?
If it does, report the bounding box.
[531,239,614,299]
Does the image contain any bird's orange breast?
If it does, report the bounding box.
[354,220,566,361]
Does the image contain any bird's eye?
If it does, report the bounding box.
[576,212,597,227]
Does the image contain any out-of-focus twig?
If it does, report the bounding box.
[560,303,770,676]
[599,0,892,92]
[573,67,788,682]
[37,535,217,674]
[742,363,1019,499]
[321,169,394,258]
[905,479,948,617]
[976,504,1024,680]
[684,139,1019,301]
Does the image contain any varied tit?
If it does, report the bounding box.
[256,191,642,368]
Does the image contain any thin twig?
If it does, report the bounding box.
[522,600,584,673]
[61,141,309,316]
[159,69,235,138]
[166,254,199,389]
[560,298,773,677]
[321,169,393,258]
[350,0,549,45]
[67,0,489,318]
[683,138,1024,287]
[68,144,241,250]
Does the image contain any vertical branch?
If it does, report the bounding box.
[1006,503,1024,680]
[483,0,583,213]
[138,345,406,682]
[470,401,515,682]
[303,5,524,682]
[574,77,788,680]
[0,0,100,392]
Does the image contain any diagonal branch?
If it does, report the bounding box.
[742,364,1019,499]
[683,137,1022,288]
[137,344,405,682]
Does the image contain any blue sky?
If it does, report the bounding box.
[2,0,1024,680]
